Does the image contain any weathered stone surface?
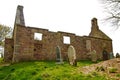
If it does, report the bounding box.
[68,45,77,66]
[89,18,111,40]
[4,24,113,62]
[15,5,25,26]
[4,39,13,62]
[91,50,97,62]
[109,52,114,59]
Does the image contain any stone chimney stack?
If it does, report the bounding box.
[89,18,100,37]
[91,18,99,31]
[14,5,25,26]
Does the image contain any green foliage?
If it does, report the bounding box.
[109,67,117,73]
[0,58,4,63]
[116,73,120,77]
[0,61,108,80]
[0,24,12,46]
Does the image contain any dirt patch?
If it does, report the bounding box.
[77,58,120,79]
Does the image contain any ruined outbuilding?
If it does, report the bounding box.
[4,5,113,62]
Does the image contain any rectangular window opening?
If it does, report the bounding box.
[63,36,70,44]
[34,33,43,40]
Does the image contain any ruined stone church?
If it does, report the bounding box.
[4,5,113,62]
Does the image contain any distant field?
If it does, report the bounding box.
[0,59,107,80]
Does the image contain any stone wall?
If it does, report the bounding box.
[12,25,34,62]
[4,38,13,62]
[88,37,112,60]
[9,24,112,62]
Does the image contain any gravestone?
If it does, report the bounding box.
[56,46,63,64]
[91,50,97,62]
[116,53,120,58]
[68,45,77,66]
[102,50,108,60]
[109,52,114,59]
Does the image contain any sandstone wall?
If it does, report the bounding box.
[13,25,34,62]
[89,37,112,60]
[4,38,13,62]
[11,24,112,62]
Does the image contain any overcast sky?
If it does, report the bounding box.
[0,0,120,55]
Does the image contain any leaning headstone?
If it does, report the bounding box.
[56,46,63,64]
[109,52,114,59]
[116,53,120,58]
[91,50,97,63]
[68,45,77,66]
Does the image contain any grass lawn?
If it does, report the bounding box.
[0,59,107,80]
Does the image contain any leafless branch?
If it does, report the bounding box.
[99,0,120,28]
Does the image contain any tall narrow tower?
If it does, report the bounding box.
[14,5,25,26]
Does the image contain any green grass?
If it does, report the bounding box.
[109,67,118,73]
[0,60,107,80]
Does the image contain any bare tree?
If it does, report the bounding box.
[100,0,120,28]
